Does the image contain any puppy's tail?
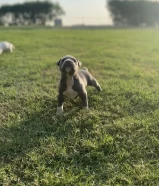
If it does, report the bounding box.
[82,67,88,71]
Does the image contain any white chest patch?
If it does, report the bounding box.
[63,76,78,99]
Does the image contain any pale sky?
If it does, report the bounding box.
[0,0,113,25]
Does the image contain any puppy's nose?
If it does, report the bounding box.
[65,67,71,73]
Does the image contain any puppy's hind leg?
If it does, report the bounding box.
[91,78,102,92]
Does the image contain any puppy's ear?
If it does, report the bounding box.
[56,59,61,66]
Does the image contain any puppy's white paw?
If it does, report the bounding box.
[83,106,89,110]
[56,106,63,115]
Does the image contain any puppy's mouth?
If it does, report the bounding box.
[62,66,77,76]
[65,67,71,73]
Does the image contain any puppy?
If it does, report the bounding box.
[56,55,102,114]
[0,41,15,55]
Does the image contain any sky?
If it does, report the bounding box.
[0,0,113,25]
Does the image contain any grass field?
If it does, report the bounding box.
[0,28,159,185]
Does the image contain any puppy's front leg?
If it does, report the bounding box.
[57,91,64,115]
[79,89,88,109]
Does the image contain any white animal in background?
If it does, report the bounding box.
[0,41,15,55]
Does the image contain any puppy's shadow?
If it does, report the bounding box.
[0,97,78,165]
[0,89,100,165]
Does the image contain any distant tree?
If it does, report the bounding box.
[0,1,65,25]
[108,0,159,27]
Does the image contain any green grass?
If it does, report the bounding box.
[0,28,159,185]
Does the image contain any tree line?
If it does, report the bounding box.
[0,1,64,25]
[108,0,159,27]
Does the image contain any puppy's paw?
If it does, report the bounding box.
[97,85,102,92]
[83,106,89,110]
[99,87,102,92]
[56,111,63,115]
[56,106,63,115]
[80,106,89,114]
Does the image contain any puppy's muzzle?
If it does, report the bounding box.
[61,60,78,75]
[65,67,71,73]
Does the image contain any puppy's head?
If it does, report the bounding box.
[57,55,82,75]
